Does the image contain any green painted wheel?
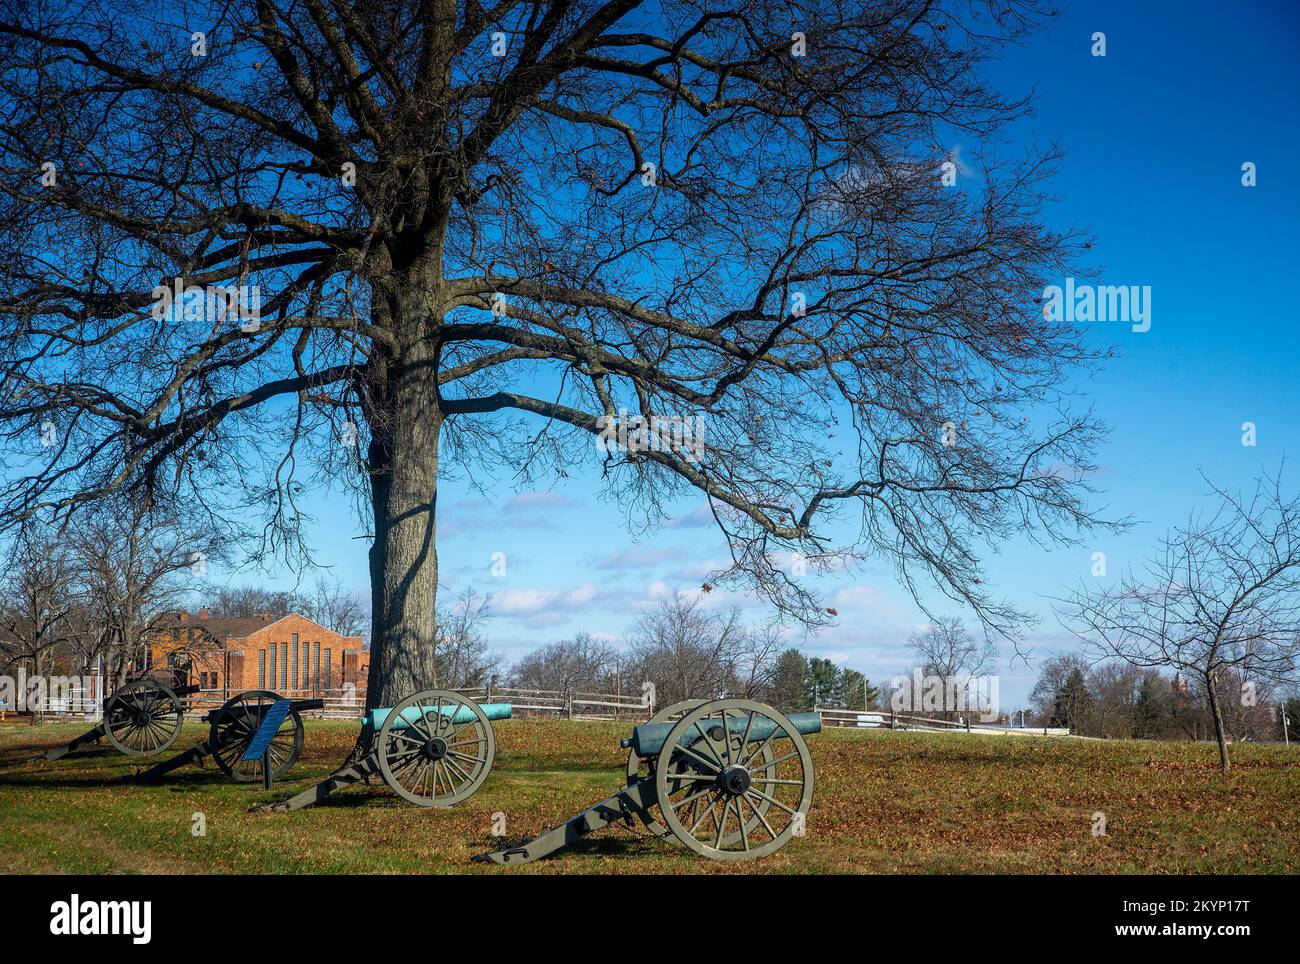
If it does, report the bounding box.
[210,690,304,782]
[377,690,495,807]
[626,699,709,838]
[654,699,814,861]
[103,679,185,756]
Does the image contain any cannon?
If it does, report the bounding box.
[134,689,322,784]
[22,678,200,764]
[269,689,510,810]
[477,697,819,864]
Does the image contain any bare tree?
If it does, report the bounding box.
[907,615,998,719]
[0,1,1112,717]
[0,525,77,719]
[1028,652,1091,727]
[298,575,369,639]
[205,586,300,620]
[730,622,784,700]
[1059,471,1300,771]
[626,592,744,704]
[67,499,221,686]
[434,587,499,688]
[512,631,618,693]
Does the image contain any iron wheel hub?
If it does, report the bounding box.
[718,765,752,797]
[423,737,448,760]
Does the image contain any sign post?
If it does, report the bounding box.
[239,698,293,791]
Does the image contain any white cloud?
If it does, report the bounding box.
[664,504,714,528]
[492,582,599,616]
[592,546,680,570]
[829,585,883,611]
[505,491,578,512]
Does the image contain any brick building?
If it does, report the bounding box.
[147,610,366,699]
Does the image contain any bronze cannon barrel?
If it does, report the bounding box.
[626,710,822,757]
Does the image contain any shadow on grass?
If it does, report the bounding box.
[0,746,121,767]
[0,765,249,790]
[255,789,398,811]
[473,832,666,864]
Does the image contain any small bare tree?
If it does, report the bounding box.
[0,525,77,719]
[433,588,499,688]
[68,499,222,686]
[907,615,997,719]
[1028,652,1091,727]
[626,593,744,704]
[512,631,619,694]
[1059,472,1300,772]
[729,623,784,700]
[298,576,370,639]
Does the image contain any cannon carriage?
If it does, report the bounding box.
[134,689,323,784]
[269,688,511,810]
[478,697,819,864]
[27,678,200,764]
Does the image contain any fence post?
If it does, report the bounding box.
[565,691,573,720]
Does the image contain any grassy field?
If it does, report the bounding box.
[0,717,1296,874]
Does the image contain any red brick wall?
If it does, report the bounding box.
[232,615,365,695]
[150,613,366,698]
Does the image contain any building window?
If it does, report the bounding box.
[280,642,288,689]
[258,649,266,688]
[313,642,321,690]
[268,645,277,692]
[290,637,298,690]
[324,649,332,688]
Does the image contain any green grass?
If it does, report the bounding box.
[1,718,1296,874]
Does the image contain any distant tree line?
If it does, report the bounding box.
[507,593,878,714]
[1030,654,1289,743]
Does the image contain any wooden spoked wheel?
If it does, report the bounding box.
[626,699,708,838]
[376,690,495,807]
[103,678,185,756]
[210,690,305,782]
[654,699,814,861]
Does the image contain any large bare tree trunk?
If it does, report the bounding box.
[1205,669,1231,773]
[362,284,444,713]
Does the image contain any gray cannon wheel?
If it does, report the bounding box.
[376,690,495,807]
[210,690,304,782]
[655,698,814,861]
[626,699,708,838]
[104,679,185,756]
[637,703,777,848]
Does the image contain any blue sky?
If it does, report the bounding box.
[218,0,1300,711]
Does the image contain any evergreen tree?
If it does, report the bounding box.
[771,649,808,712]
[804,658,840,709]
[833,668,878,710]
[1133,672,1170,739]
[1283,696,1300,742]
[1054,667,1093,730]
